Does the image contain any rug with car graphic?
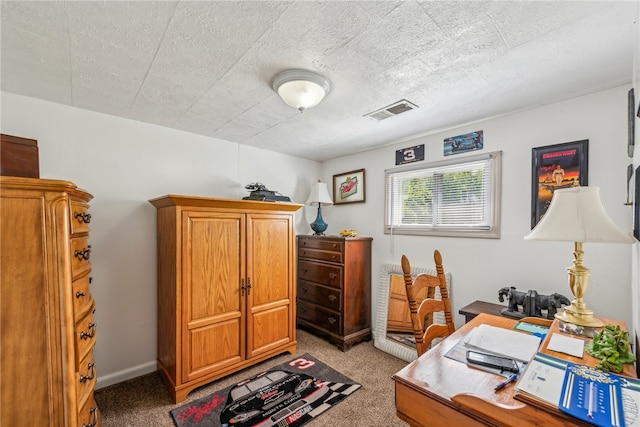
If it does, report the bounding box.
[171,353,362,427]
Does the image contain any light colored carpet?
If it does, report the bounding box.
[95,329,409,426]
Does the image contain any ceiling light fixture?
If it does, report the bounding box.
[272,69,331,113]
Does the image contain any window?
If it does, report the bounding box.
[385,151,502,238]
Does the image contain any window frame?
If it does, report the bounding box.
[384,151,502,238]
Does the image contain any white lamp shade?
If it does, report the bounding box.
[525,186,633,243]
[306,182,333,206]
[272,69,330,111]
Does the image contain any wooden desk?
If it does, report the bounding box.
[393,313,636,427]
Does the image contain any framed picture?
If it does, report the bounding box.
[444,130,483,156]
[635,165,640,241]
[628,88,635,157]
[531,140,589,228]
[333,168,365,204]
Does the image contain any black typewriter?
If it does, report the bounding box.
[242,182,291,202]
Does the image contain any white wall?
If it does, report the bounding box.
[320,85,635,336]
[1,92,322,388]
[2,85,637,391]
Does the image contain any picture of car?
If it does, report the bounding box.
[444,130,484,156]
[219,369,332,427]
[450,135,482,152]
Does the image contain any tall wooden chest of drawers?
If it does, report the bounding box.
[296,235,372,351]
[0,177,100,427]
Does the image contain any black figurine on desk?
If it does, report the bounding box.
[498,286,570,319]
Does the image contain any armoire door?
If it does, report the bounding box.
[246,213,294,358]
[182,211,245,382]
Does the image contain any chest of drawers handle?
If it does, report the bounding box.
[80,323,96,340]
[76,291,85,298]
[80,363,96,383]
[328,294,337,302]
[74,245,92,261]
[82,407,99,427]
[74,211,92,224]
[328,272,337,279]
[328,317,337,324]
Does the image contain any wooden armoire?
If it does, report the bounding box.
[1,177,100,427]
[149,195,302,403]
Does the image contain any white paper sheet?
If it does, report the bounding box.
[463,324,542,362]
[547,333,585,358]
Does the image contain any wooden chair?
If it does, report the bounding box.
[401,250,456,357]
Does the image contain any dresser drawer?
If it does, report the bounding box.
[298,236,344,252]
[298,280,341,311]
[298,260,342,288]
[297,300,341,335]
[72,274,93,320]
[75,306,97,367]
[78,394,100,427]
[76,351,97,407]
[70,200,91,235]
[298,247,343,263]
[71,237,92,279]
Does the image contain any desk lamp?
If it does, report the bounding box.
[525,186,633,327]
[306,181,333,235]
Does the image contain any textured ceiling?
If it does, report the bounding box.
[1,1,637,161]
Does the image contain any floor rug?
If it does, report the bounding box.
[171,353,362,427]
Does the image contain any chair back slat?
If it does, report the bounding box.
[401,250,455,357]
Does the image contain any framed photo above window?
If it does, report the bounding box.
[531,140,588,228]
[384,151,502,238]
[333,168,366,204]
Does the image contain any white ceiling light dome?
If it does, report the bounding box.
[272,69,331,113]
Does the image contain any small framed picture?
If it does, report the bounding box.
[333,168,365,204]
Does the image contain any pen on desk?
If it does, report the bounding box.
[494,373,519,391]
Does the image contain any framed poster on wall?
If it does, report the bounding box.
[531,140,589,228]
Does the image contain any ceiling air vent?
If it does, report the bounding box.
[364,99,418,121]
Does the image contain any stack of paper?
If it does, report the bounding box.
[463,324,542,362]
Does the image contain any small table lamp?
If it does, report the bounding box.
[525,186,633,327]
[306,181,333,236]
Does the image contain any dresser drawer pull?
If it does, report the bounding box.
[328,317,337,324]
[328,273,337,280]
[80,363,96,383]
[74,211,92,223]
[82,407,99,427]
[74,245,92,261]
[331,255,337,260]
[76,291,86,298]
[328,294,337,302]
[80,323,96,339]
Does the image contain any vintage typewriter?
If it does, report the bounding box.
[243,182,291,202]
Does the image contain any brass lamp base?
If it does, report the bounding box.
[555,305,604,327]
[555,242,604,328]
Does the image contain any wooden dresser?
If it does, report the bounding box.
[296,235,372,351]
[149,195,303,403]
[1,177,100,427]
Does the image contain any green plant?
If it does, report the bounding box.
[585,324,636,373]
